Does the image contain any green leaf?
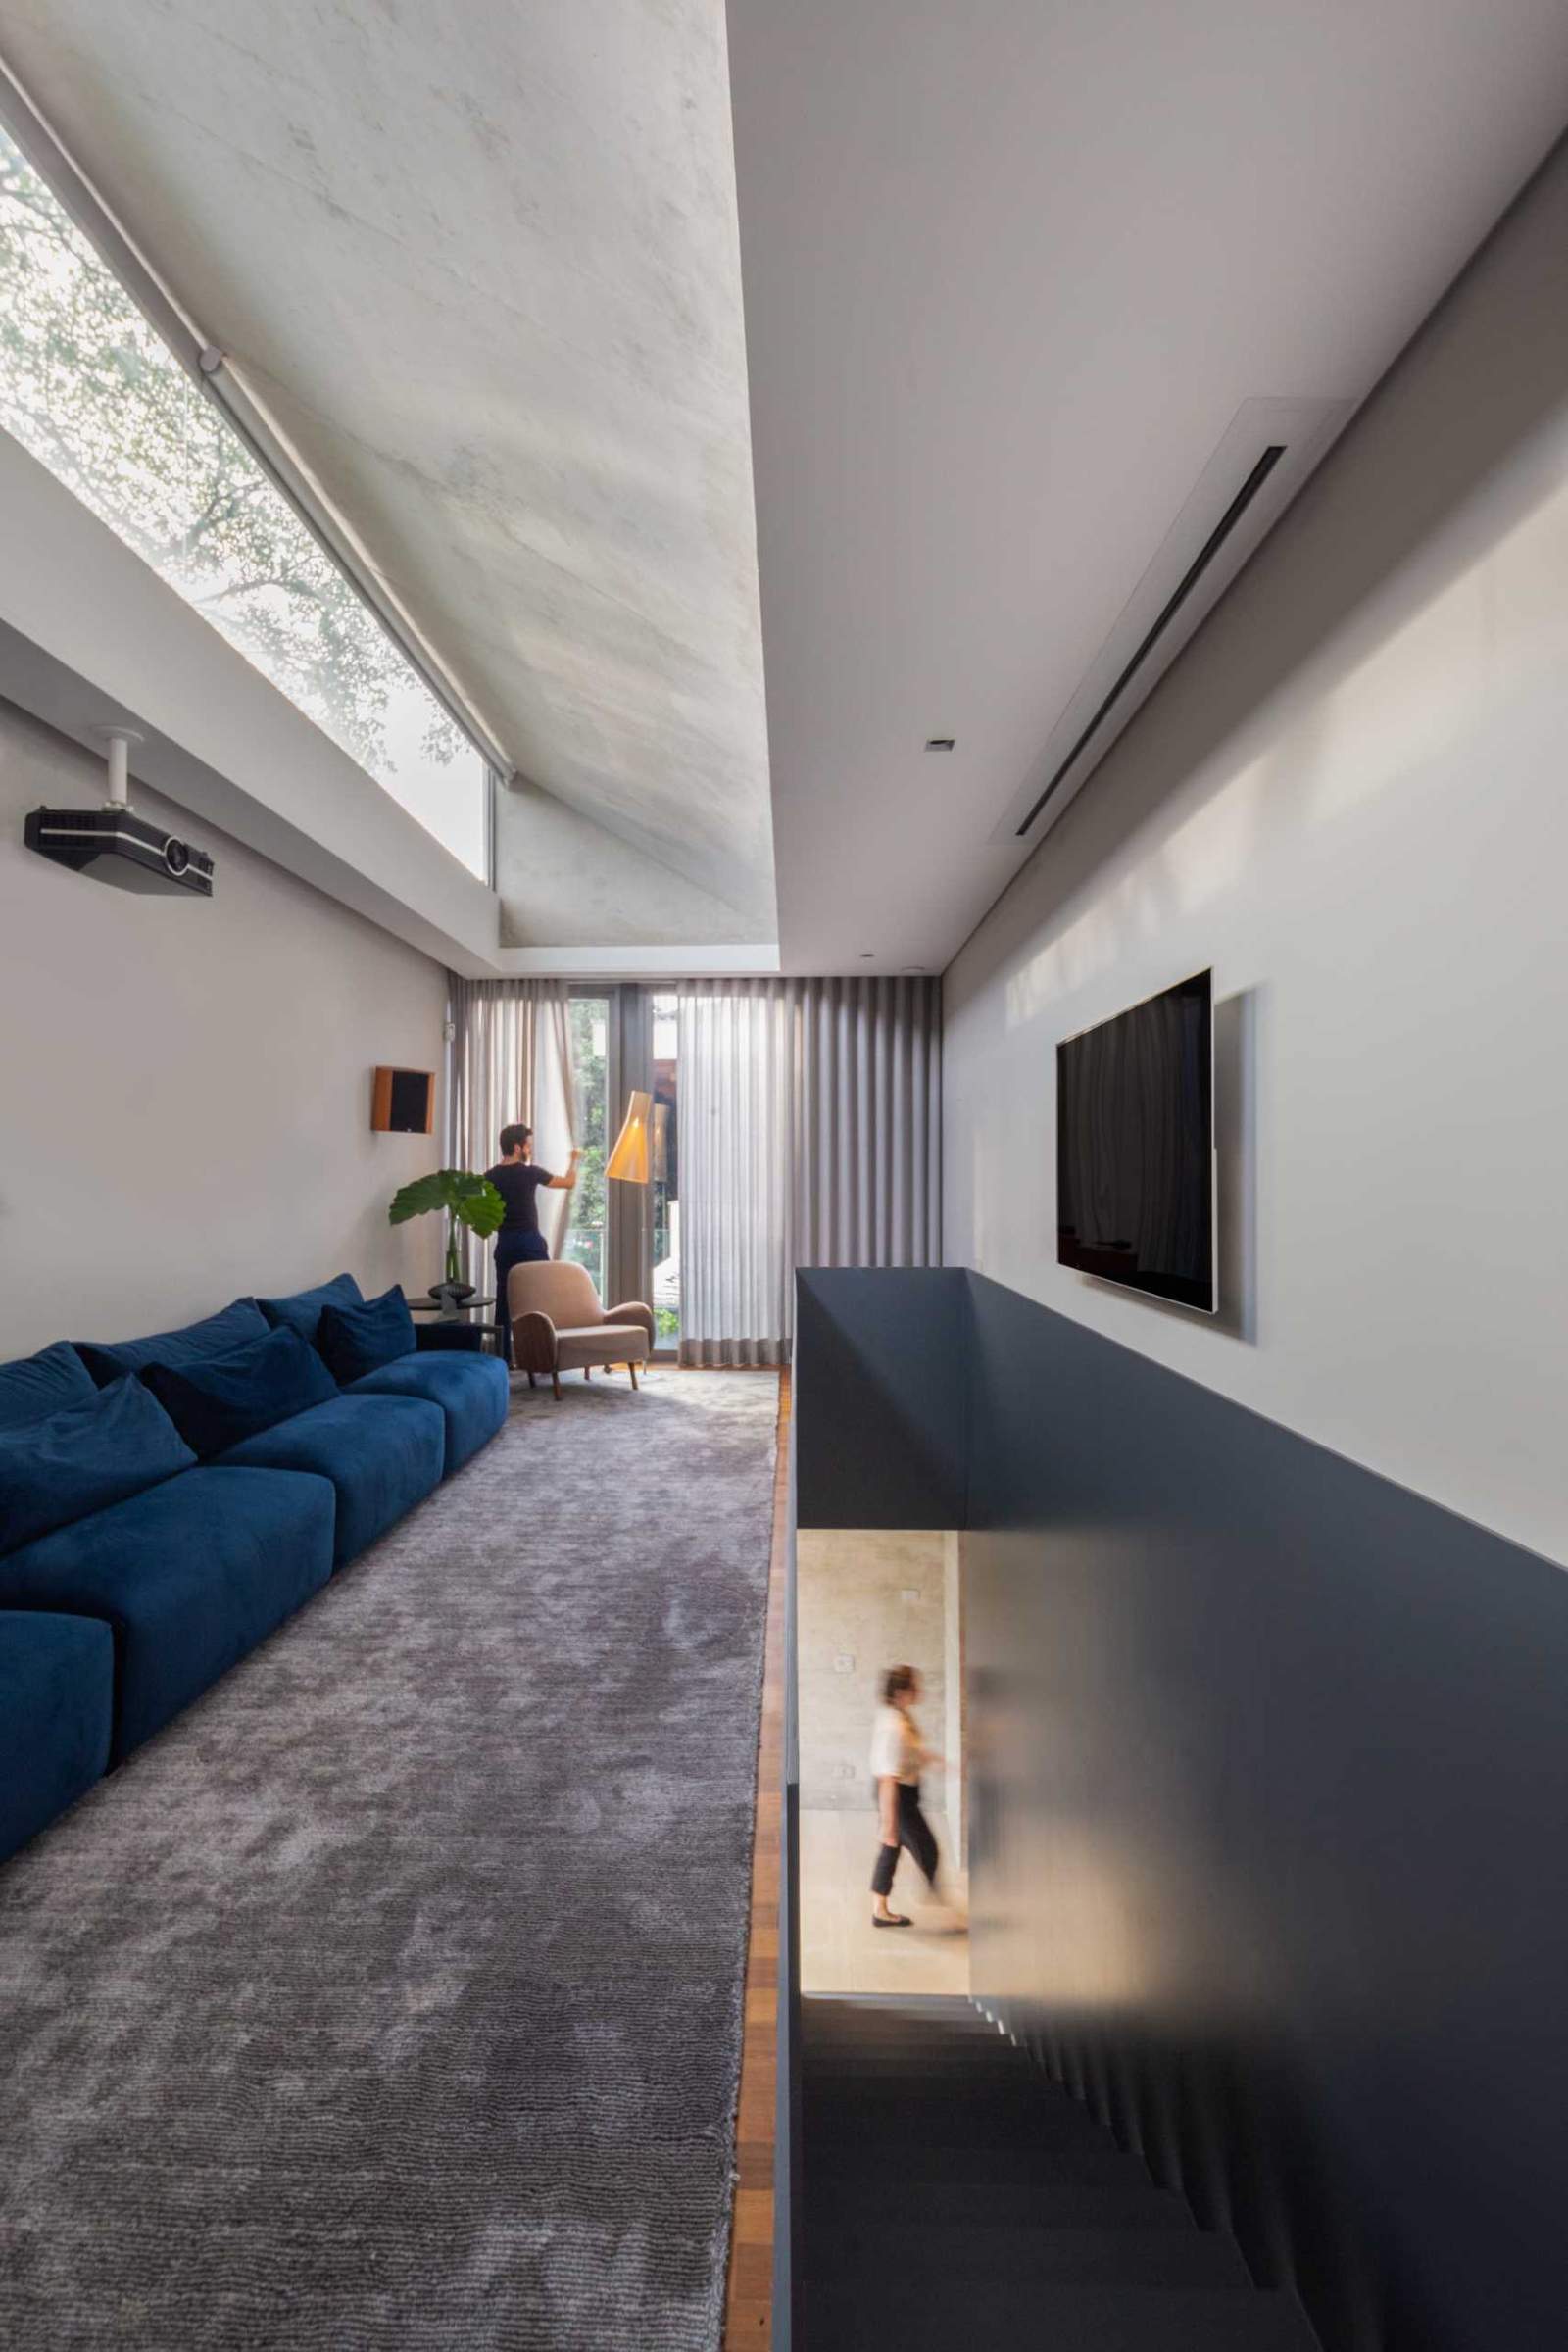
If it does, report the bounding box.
[453,1175,506,1239]
[387,1169,506,1238]
[387,1170,460,1225]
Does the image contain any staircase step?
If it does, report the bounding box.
[804,2003,987,2023]
[805,2015,996,2032]
[806,2077,1055,2110]
[802,2039,1031,2070]
[807,2221,1251,2291]
[808,2282,1320,2352]
[799,1997,1315,2352]
[804,2023,1021,2051]
[804,2041,1022,2071]
[803,2022,1011,2054]
[804,2079,1086,2117]
[806,2102,1110,2152]
[808,2136,1148,2186]
[805,2001,1002,2031]
[803,2056,1032,2089]
[807,2179,1196,2232]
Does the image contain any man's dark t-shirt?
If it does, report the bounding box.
[487,1160,555,1236]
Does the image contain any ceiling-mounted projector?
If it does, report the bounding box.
[23,727,214,899]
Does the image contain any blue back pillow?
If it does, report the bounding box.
[74,1298,269,1388]
[317,1287,416,1385]
[256,1273,364,1346]
[140,1326,338,1460]
[0,1341,98,1433]
[0,1378,195,1558]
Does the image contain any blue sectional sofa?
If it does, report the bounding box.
[0,1609,114,1863]
[0,1277,509,1862]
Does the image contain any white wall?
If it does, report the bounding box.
[1,699,449,1356]
[944,147,1568,1569]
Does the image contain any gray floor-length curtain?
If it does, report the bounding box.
[448,977,577,1291]
[794,976,942,1269]
[677,976,941,1367]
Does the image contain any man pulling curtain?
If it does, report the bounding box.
[487,1123,581,1362]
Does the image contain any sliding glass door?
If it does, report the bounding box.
[568,987,680,1355]
[651,991,680,1351]
[565,994,610,1299]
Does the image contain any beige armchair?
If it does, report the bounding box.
[506,1260,654,1397]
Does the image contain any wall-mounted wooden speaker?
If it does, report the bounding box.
[371,1067,435,1134]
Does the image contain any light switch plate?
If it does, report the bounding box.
[833,1652,855,1675]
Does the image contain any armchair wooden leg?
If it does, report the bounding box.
[527,1370,536,1389]
[584,1366,591,1380]
[551,1370,562,1400]
[629,1361,639,1390]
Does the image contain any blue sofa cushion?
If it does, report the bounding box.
[0,1467,334,1762]
[75,1298,269,1388]
[0,1610,114,1865]
[140,1325,338,1459]
[0,1341,98,1434]
[0,1377,195,1558]
[217,1393,443,1567]
[257,1272,364,1346]
[350,1351,509,1476]
[317,1287,417,1385]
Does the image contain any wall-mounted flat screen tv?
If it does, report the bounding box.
[1056,968,1215,1314]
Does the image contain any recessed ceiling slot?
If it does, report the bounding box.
[1015,443,1285,837]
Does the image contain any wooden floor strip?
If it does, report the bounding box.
[722,1368,790,2347]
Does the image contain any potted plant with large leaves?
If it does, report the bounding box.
[388,1169,507,1298]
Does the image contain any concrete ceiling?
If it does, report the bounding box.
[725,0,1568,973]
[0,0,776,950]
[5,5,1568,976]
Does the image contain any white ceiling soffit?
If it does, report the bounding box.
[725,0,1568,975]
[0,2,776,951]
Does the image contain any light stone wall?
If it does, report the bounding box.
[797,1529,953,1816]
[943,1530,966,1865]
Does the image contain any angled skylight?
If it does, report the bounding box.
[0,123,489,877]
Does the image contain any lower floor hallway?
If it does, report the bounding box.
[799,1808,969,1998]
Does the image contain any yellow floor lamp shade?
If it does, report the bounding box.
[606,1091,652,1184]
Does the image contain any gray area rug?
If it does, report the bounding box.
[0,1368,778,2350]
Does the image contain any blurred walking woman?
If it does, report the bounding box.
[869,1664,941,1926]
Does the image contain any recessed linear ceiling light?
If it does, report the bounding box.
[924,737,956,752]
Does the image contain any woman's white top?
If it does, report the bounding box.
[870,1705,922,1786]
